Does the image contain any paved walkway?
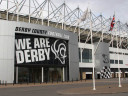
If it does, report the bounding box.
[58,84,128,95]
[0,80,87,88]
[0,78,128,95]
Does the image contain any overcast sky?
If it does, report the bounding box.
[51,0,128,23]
[0,0,127,23]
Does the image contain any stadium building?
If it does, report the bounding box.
[0,0,128,83]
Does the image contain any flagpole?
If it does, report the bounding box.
[88,5,96,91]
[117,21,122,87]
[90,10,96,90]
[115,18,121,87]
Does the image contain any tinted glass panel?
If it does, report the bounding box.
[82,49,92,63]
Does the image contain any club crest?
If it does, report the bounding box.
[51,40,67,64]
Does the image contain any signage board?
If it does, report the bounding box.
[15,33,69,65]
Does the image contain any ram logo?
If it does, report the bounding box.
[102,54,109,64]
[51,40,67,64]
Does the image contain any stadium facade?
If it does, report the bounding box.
[0,0,128,83]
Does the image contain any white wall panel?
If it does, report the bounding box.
[0,20,15,83]
[79,62,94,68]
[0,36,14,59]
[0,20,15,36]
[110,47,128,68]
[0,60,14,83]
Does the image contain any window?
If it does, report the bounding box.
[114,60,123,64]
[82,49,92,63]
[119,60,123,64]
[109,51,113,53]
[109,51,115,54]
[115,60,118,64]
[110,59,114,64]
[119,52,122,55]
[125,53,128,55]
[79,48,81,62]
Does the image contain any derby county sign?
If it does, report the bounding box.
[15,34,68,65]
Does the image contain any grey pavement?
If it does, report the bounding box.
[0,78,128,96]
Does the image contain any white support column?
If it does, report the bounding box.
[116,23,122,87]
[101,15,103,42]
[29,0,31,23]
[6,0,9,20]
[16,2,19,22]
[61,13,64,29]
[41,9,44,25]
[112,34,114,47]
[63,67,65,81]
[63,2,66,30]
[78,7,80,43]
[0,11,1,18]
[92,52,96,90]
[78,25,80,43]
[42,67,44,83]
[47,0,50,26]
[6,10,8,20]
[90,10,96,90]
[16,67,18,83]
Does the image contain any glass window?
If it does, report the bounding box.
[110,59,114,64]
[125,53,128,55]
[119,60,123,64]
[109,51,114,54]
[18,67,42,83]
[79,48,81,62]
[82,49,92,63]
[115,60,118,64]
[47,68,63,82]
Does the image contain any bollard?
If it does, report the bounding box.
[52,79,53,84]
[3,80,4,85]
[13,81,14,86]
[46,79,48,84]
[72,78,73,82]
[85,79,86,82]
[5,81,7,86]
[27,81,29,85]
[76,78,78,81]
[0,80,1,85]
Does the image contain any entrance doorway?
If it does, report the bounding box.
[17,67,64,83]
[86,74,92,79]
[44,67,63,82]
[125,73,128,77]
[97,74,100,79]
[18,67,42,83]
